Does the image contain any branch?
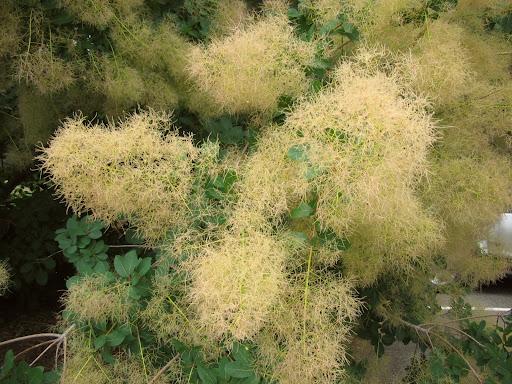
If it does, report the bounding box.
[397,318,483,384]
[14,340,55,359]
[148,355,179,384]
[399,318,433,348]
[422,314,505,327]
[108,244,152,249]
[61,331,69,384]
[55,342,61,370]
[30,339,60,367]
[433,332,483,384]
[30,325,75,367]
[0,333,62,348]
[0,324,75,379]
[436,324,485,349]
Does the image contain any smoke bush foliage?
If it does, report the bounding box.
[187,14,315,117]
[2,0,512,382]
[0,262,9,296]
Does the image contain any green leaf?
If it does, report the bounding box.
[309,57,331,70]
[88,220,104,232]
[2,350,14,374]
[20,263,32,273]
[66,216,86,237]
[93,261,110,274]
[65,276,80,289]
[287,144,309,162]
[51,12,74,25]
[216,170,238,193]
[135,257,152,278]
[290,202,314,219]
[325,128,349,143]
[92,240,108,253]
[224,361,253,379]
[197,364,217,384]
[75,260,93,275]
[107,328,127,347]
[114,250,139,278]
[311,79,323,93]
[88,230,102,240]
[55,234,72,249]
[428,352,445,379]
[205,187,224,201]
[320,19,340,35]
[35,270,48,285]
[305,165,321,180]
[94,335,107,350]
[339,22,359,41]
[206,116,245,145]
[240,374,260,384]
[206,170,238,200]
[42,258,56,270]
[381,333,394,346]
[172,339,188,354]
[129,285,142,299]
[100,348,114,364]
[231,343,252,364]
[65,244,78,254]
[215,357,230,381]
[27,367,44,384]
[125,229,144,245]
[314,225,351,251]
[43,370,59,383]
[495,13,512,34]
[289,231,309,245]
[287,8,301,19]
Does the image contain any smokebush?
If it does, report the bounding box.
[2,0,512,383]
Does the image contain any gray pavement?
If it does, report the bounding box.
[437,292,512,315]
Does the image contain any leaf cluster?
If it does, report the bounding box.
[0,350,59,384]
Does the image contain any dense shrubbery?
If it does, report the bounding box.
[1,0,512,383]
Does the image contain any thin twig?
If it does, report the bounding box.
[61,332,68,384]
[14,340,54,359]
[398,318,484,384]
[136,328,148,382]
[405,319,433,349]
[301,247,313,354]
[0,110,20,120]
[40,249,63,260]
[30,339,60,367]
[434,332,483,384]
[108,244,152,249]
[422,314,504,327]
[148,355,179,384]
[476,87,502,100]
[0,333,61,348]
[436,324,485,348]
[27,10,32,53]
[424,328,434,350]
[30,325,75,367]
[55,341,61,369]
